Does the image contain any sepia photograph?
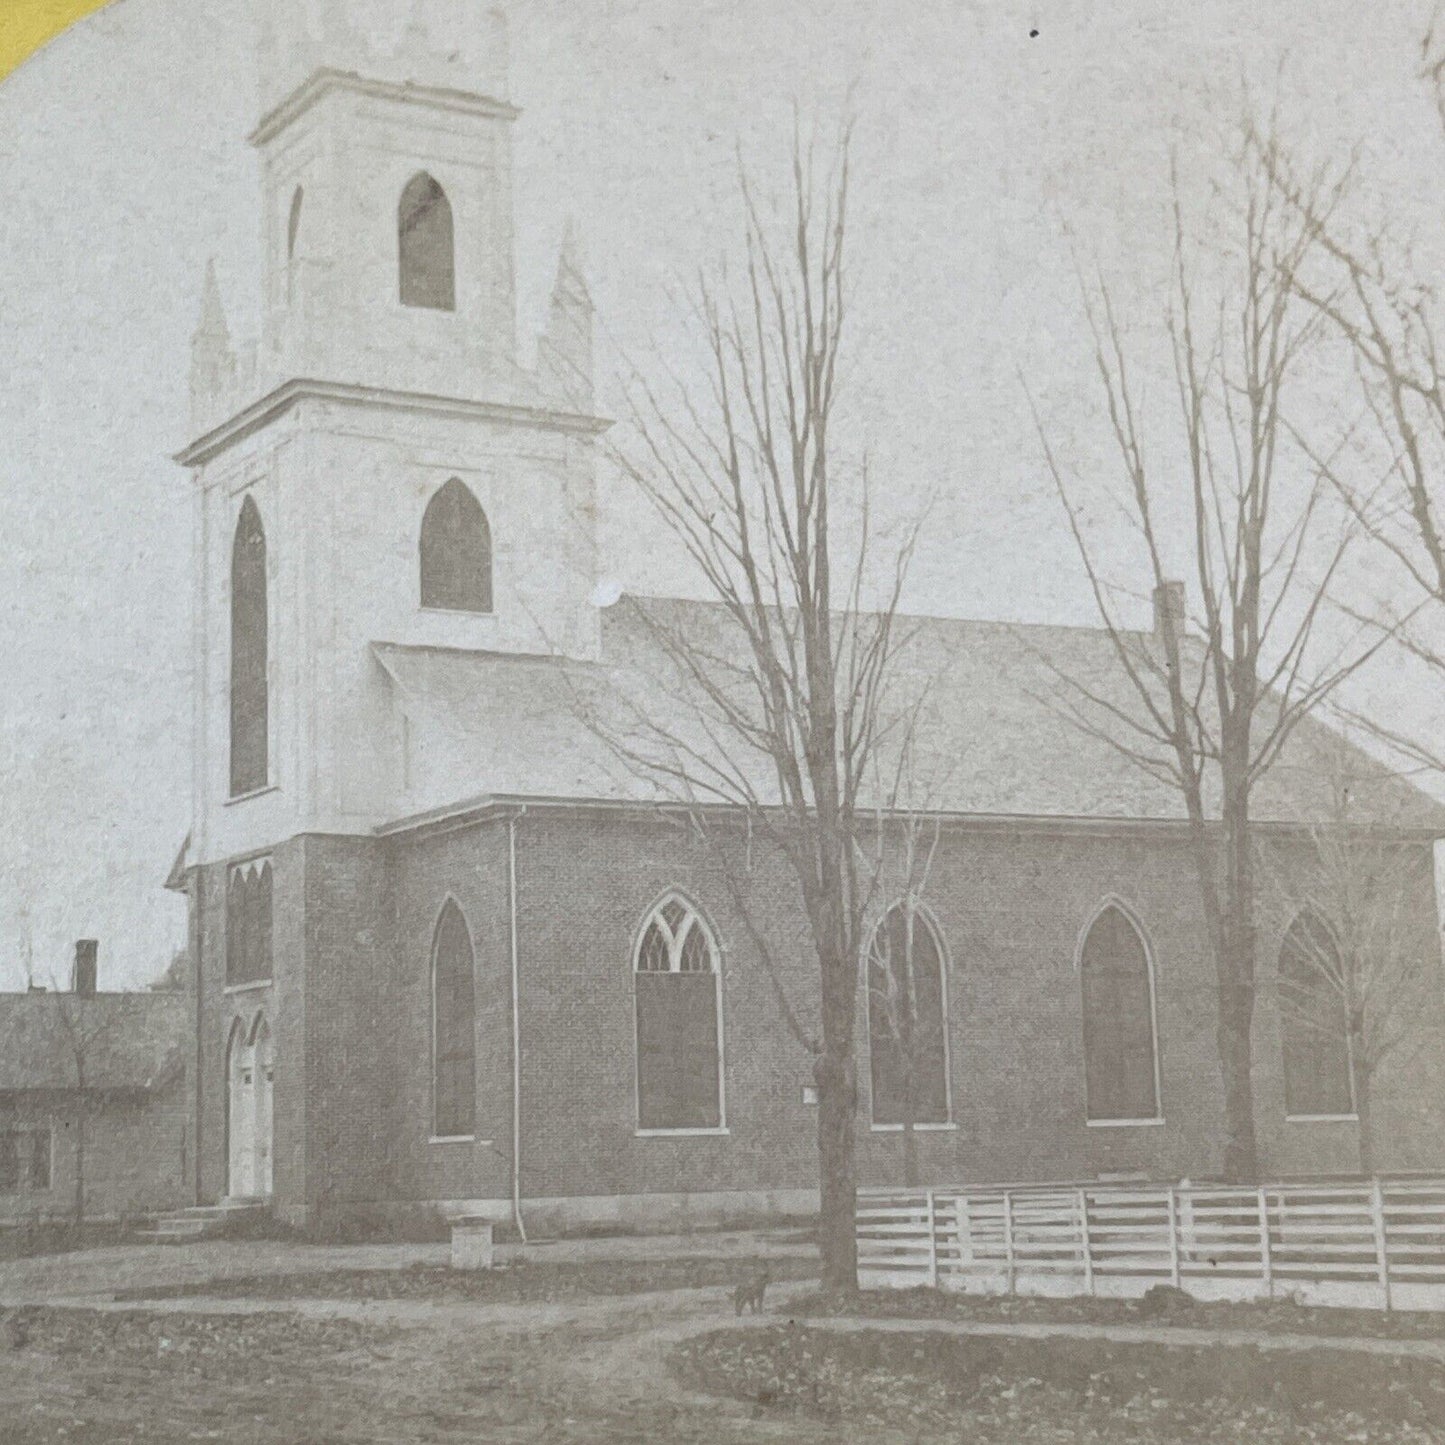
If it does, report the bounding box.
[6,0,1445,1438]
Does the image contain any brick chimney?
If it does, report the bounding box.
[1152,580,1186,649]
[72,940,98,998]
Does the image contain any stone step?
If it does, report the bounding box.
[135,1197,270,1244]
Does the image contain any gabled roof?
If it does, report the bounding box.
[371,594,1445,834]
[0,992,188,1095]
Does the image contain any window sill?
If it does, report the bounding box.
[1086,1117,1166,1129]
[1285,1114,1359,1124]
[635,1126,730,1138]
[429,1135,492,1146]
[224,980,272,996]
[419,606,495,619]
[870,1122,958,1133]
[225,785,280,808]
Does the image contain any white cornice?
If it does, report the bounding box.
[175,378,610,467]
[251,68,520,147]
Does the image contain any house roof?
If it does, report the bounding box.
[372,594,1445,834]
[0,992,188,1094]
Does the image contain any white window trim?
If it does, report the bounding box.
[631,890,727,1134]
[635,1126,731,1139]
[1076,895,1165,1127]
[863,899,956,1130]
[870,1121,958,1134]
[1285,1113,1360,1124]
[224,784,281,808]
[224,980,271,997]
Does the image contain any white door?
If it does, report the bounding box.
[227,1025,255,1198]
[254,1020,274,1198]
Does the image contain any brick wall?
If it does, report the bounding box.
[191,809,1445,1223]
[0,1085,188,1222]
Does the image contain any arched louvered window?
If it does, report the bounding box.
[634,895,723,1131]
[419,478,492,613]
[230,497,268,797]
[399,172,455,311]
[1279,912,1355,1118]
[432,901,476,1139]
[226,860,273,988]
[1079,902,1161,1122]
[868,903,951,1126]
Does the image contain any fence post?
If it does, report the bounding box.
[1257,1187,1272,1300]
[926,1191,938,1289]
[1370,1179,1391,1312]
[1166,1186,1181,1288]
[1078,1188,1093,1296]
[1003,1190,1016,1296]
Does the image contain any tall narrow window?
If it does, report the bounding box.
[226,860,274,988]
[868,904,950,1127]
[230,496,268,797]
[432,901,476,1139]
[1279,912,1354,1118]
[419,478,492,613]
[287,187,304,261]
[1080,902,1161,1122]
[399,172,455,311]
[634,895,723,1131]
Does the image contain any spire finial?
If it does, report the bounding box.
[196,259,231,343]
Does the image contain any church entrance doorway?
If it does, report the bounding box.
[227,1014,274,1200]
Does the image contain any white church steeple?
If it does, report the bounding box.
[252,0,521,400]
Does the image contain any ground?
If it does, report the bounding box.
[3,1236,1444,1442]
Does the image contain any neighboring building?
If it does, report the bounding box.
[168,0,1445,1233]
[0,951,189,1223]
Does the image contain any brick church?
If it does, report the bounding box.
[169,0,1445,1233]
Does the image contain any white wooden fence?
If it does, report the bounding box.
[857,1180,1445,1311]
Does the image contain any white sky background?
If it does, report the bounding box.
[1,0,1443,988]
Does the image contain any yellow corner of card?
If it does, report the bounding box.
[0,0,115,83]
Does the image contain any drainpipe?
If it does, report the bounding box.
[509,807,528,1243]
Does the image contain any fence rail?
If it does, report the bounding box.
[857,1179,1445,1311]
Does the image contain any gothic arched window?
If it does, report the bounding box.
[1279,912,1355,1118]
[432,901,476,1139]
[868,904,951,1127]
[226,860,273,987]
[399,172,456,311]
[230,496,268,797]
[419,478,492,613]
[634,894,723,1131]
[1079,902,1161,1122]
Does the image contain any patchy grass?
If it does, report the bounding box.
[115,1254,818,1305]
[793,1285,1445,1342]
[674,1323,1445,1441]
[0,1305,828,1444]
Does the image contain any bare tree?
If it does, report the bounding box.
[596,122,924,1289]
[48,989,120,1229]
[1262,741,1438,1175]
[1030,127,1380,1182]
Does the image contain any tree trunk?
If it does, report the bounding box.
[814,1046,858,1290]
[1217,762,1259,1184]
[1353,1039,1374,1178]
[73,1095,86,1230]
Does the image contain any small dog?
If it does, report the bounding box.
[733,1266,771,1316]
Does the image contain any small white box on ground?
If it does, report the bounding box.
[450,1216,495,1270]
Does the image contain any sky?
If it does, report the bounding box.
[2,0,1444,988]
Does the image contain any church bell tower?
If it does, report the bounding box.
[182,0,604,861]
